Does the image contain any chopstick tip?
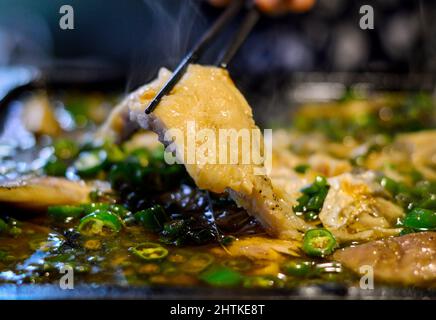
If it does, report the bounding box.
[144,100,157,114]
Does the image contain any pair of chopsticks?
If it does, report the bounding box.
[145,0,260,114]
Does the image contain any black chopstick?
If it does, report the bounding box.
[144,0,244,114]
[144,0,258,114]
[218,6,260,68]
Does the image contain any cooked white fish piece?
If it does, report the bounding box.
[209,236,300,275]
[125,64,310,240]
[272,129,353,173]
[121,131,162,153]
[334,232,436,286]
[394,130,436,180]
[319,172,404,243]
[268,140,310,206]
[99,66,408,244]
[22,92,61,137]
[224,236,301,260]
[364,130,436,182]
[0,176,91,209]
[307,153,352,177]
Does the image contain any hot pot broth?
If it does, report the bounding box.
[0,89,435,288]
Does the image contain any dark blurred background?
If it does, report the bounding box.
[0,0,435,94]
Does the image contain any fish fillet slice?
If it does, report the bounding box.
[334,232,436,285]
[128,64,309,239]
[0,176,90,209]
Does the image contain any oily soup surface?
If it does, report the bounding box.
[0,81,436,288]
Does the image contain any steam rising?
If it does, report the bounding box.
[126,0,207,92]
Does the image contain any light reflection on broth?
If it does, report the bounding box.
[0,90,435,289]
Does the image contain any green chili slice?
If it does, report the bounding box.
[243,276,276,288]
[80,203,129,218]
[131,242,168,261]
[418,194,436,210]
[199,266,244,287]
[53,138,79,160]
[181,253,214,273]
[48,205,84,221]
[403,208,436,231]
[80,203,109,214]
[302,228,337,257]
[380,176,400,195]
[282,260,315,277]
[223,259,252,272]
[77,210,122,237]
[108,204,130,218]
[220,235,236,246]
[74,150,107,176]
[199,265,243,287]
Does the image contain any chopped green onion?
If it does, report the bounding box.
[43,157,67,176]
[302,228,337,257]
[294,176,329,221]
[294,164,310,174]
